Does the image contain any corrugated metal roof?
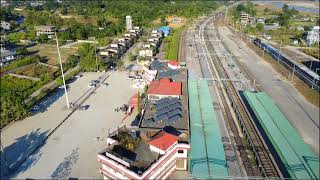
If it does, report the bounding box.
[243,91,319,180]
[148,131,179,151]
[189,80,228,179]
[147,78,181,96]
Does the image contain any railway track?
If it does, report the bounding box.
[198,14,281,178]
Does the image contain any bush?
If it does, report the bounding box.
[1,92,29,128]
[1,55,40,73]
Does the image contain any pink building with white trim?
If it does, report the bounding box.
[97,129,190,179]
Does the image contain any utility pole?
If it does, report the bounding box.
[55,32,70,109]
[94,38,99,72]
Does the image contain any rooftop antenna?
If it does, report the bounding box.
[55,32,70,109]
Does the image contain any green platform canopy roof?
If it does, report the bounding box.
[189,80,228,179]
[243,91,319,180]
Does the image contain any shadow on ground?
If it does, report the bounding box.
[30,88,67,115]
[50,147,80,179]
[1,128,49,178]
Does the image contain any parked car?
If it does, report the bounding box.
[101,83,109,87]
[31,105,40,111]
[75,74,83,78]
[88,83,96,88]
[88,80,100,88]
[58,85,69,89]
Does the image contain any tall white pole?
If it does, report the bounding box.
[55,32,70,109]
[94,38,98,72]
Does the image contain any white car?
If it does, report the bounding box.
[88,83,96,88]
[58,85,69,89]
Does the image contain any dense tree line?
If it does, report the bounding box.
[78,43,104,71]
[4,0,218,42]
[0,74,51,128]
[232,2,257,19]
[278,4,299,27]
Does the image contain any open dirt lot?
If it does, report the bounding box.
[1,71,139,179]
[27,44,77,65]
[167,16,186,28]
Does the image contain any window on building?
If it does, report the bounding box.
[178,150,184,154]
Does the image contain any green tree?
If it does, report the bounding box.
[78,43,103,71]
[0,92,29,128]
[245,2,256,16]
[256,23,264,32]
[160,15,168,26]
[37,34,49,43]
[41,73,54,83]
[128,53,135,62]
[61,7,68,15]
[55,76,63,85]
[16,46,28,55]
[278,13,291,27]
[282,4,289,13]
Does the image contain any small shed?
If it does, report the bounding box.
[292,39,299,45]
[168,61,180,69]
[159,26,171,36]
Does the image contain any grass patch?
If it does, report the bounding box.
[27,44,77,65]
[15,64,58,78]
[164,26,185,61]
[0,55,39,73]
[26,67,82,108]
[299,48,320,60]
[1,75,40,98]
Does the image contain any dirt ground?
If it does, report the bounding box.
[166,16,186,28]
[152,15,186,29]
[14,64,58,77]
[27,44,77,65]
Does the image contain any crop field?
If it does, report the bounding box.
[165,26,184,61]
[27,44,77,65]
[0,75,42,98]
[14,64,58,78]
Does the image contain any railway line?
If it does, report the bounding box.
[194,11,282,178]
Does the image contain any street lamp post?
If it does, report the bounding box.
[94,38,99,72]
[55,32,70,109]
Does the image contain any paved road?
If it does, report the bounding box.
[219,26,320,154]
[1,71,138,179]
[1,70,94,178]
